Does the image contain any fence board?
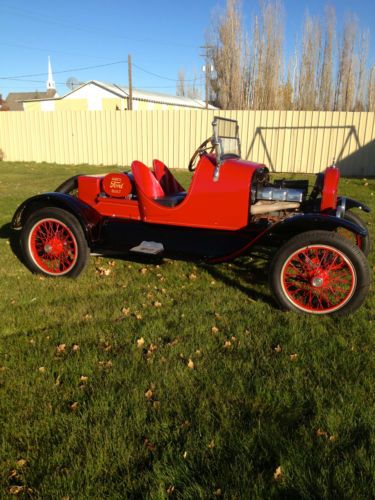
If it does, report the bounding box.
[0,110,374,176]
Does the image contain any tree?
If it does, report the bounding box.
[368,66,375,111]
[176,70,186,97]
[354,29,369,110]
[176,69,201,99]
[208,0,246,109]
[334,15,358,111]
[296,12,322,110]
[319,6,335,111]
[248,0,285,109]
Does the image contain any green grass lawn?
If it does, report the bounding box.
[0,162,374,499]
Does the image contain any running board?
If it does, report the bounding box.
[130,241,164,255]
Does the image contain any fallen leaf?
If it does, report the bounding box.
[69,402,79,412]
[153,301,162,308]
[214,489,222,496]
[224,341,232,349]
[166,485,175,495]
[329,434,337,442]
[148,343,158,353]
[274,344,282,353]
[71,344,80,353]
[183,451,188,459]
[139,267,148,274]
[136,337,145,348]
[316,428,329,438]
[208,440,215,449]
[9,485,24,495]
[290,353,298,361]
[211,326,219,334]
[16,459,27,468]
[96,267,111,276]
[145,389,154,401]
[8,469,18,479]
[135,313,142,320]
[187,359,194,369]
[108,260,116,267]
[273,465,283,481]
[189,273,197,280]
[121,307,130,316]
[56,343,66,353]
[83,313,92,321]
[38,366,46,373]
[80,375,88,383]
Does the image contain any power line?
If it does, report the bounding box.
[0,60,204,85]
[132,63,204,82]
[0,60,129,80]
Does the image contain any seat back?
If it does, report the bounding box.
[152,159,185,195]
[131,160,164,199]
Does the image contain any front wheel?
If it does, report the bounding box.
[269,230,370,316]
[20,207,89,277]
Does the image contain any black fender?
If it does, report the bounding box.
[11,193,103,245]
[258,213,368,246]
[339,197,370,213]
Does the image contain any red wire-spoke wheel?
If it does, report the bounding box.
[270,231,370,316]
[281,245,356,314]
[29,218,78,275]
[21,207,89,277]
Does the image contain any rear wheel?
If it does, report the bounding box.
[21,207,89,277]
[269,230,370,316]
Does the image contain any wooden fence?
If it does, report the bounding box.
[0,110,374,176]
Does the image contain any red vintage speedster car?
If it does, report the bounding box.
[12,117,371,315]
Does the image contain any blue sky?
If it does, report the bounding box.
[1,0,374,99]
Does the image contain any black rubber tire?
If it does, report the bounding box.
[20,207,89,278]
[269,230,371,316]
[343,211,371,257]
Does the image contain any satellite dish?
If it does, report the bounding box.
[66,77,81,91]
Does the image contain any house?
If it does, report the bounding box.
[1,89,57,111]
[1,57,57,111]
[22,80,217,111]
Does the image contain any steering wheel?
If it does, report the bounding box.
[188,137,215,171]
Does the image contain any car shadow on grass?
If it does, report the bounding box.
[199,251,277,307]
[0,222,24,263]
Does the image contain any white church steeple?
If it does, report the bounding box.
[46,56,55,90]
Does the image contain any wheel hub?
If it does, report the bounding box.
[44,238,64,256]
[311,276,324,288]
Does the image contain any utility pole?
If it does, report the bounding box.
[200,45,214,109]
[128,54,133,110]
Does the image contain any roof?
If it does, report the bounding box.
[22,80,217,109]
[95,81,217,109]
[4,89,56,110]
